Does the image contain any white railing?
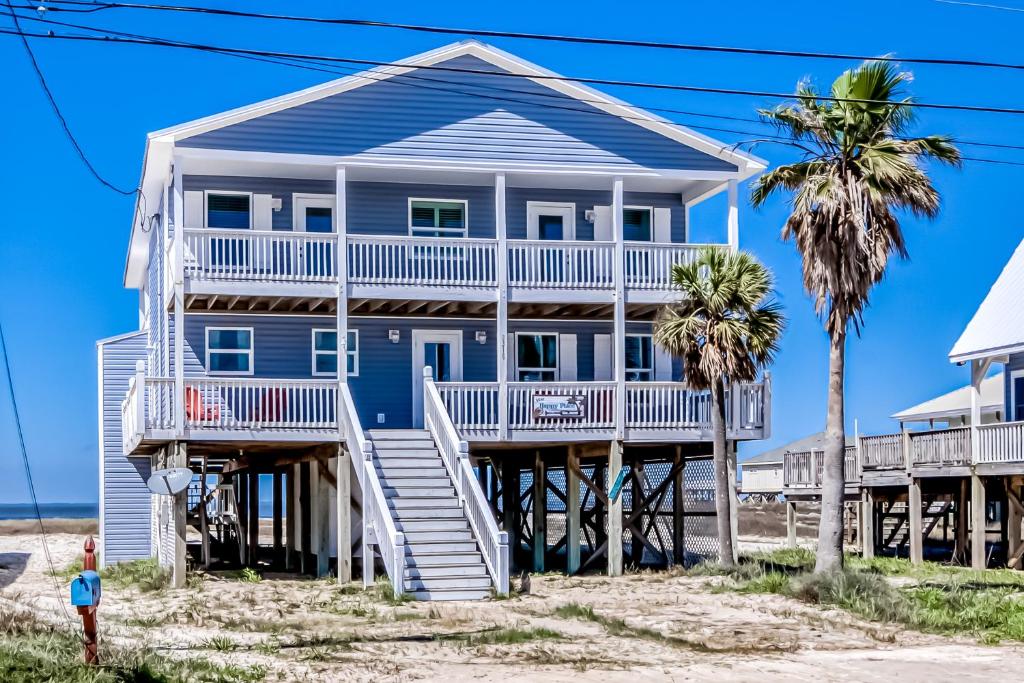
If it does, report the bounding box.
[338,384,366,490]
[361,446,406,597]
[436,383,500,434]
[732,381,767,430]
[506,240,614,289]
[121,362,175,455]
[909,427,971,467]
[624,383,710,429]
[121,373,144,455]
[860,433,905,470]
[423,368,509,595]
[508,382,617,432]
[347,235,497,288]
[978,421,1024,464]
[784,447,858,487]
[182,378,338,431]
[623,242,708,290]
[183,228,338,284]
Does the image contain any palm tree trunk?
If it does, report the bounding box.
[711,378,735,567]
[815,327,847,573]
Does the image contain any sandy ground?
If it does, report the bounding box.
[3,531,1024,682]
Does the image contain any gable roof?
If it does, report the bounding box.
[892,372,1004,422]
[949,238,1024,362]
[741,431,856,467]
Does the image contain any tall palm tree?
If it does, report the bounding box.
[751,61,960,573]
[655,247,784,567]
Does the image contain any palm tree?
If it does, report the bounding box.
[655,247,784,567]
[751,61,960,573]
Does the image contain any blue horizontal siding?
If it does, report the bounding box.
[181,176,685,241]
[181,54,736,173]
[99,332,153,566]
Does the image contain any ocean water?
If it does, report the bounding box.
[0,503,99,520]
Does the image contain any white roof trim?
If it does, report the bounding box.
[96,329,146,346]
[949,237,1024,363]
[891,372,1004,421]
[152,40,765,173]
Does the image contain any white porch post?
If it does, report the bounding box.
[335,165,350,584]
[335,165,348,396]
[726,179,739,252]
[171,159,185,437]
[495,172,509,440]
[612,177,626,439]
[970,357,991,569]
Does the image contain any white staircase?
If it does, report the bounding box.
[370,429,492,600]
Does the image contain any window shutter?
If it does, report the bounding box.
[654,343,673,381]
[653,207,672,243]
[594,334,613,381]
[184,191,204,229]
[558,334,577,381]
[593,206,612,242]
[506,333,516,380]
[253,194,274,231]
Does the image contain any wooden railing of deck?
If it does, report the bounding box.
[909,427,971,467]
[860,433,905,470]
[977,421,1024,464]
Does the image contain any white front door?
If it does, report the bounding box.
[293,194,335,277]
[411,330,464,428]
[527,202,576,241]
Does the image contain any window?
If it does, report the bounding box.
[312,329,358,377]
[206,327,253,375]
[516,333,558,382]
[1013,370,1024,422]
[206,192,251,229]
[623,207,652,241]
[409,199,467,237]
[625,334,654,381]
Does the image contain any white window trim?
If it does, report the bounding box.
[1012,369,1024,421]
[203,190,253,230]
[526,201,576,241]
[408,197,469,237]
[311,328,358,377]
[622,205,654,243]
[514,331,559,382]
[205,326,254,376]
[292,193,336,233]
[625,333,654,381]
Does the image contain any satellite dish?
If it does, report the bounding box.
[147,467,194,495]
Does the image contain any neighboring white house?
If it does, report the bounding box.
[742,431,854,500]
[891,372,1005,428]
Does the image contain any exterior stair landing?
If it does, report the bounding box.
[369,429,492,600]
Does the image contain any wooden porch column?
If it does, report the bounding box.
[629,459,643,566]
[285,467,295,570]
[971,473,987,569]
[237,471,249,566]
[495,172,509,440]
[861,488,875,559]
[171,442,187,588]
[954,478,968,564]
[337,445,352,583]
[171,160,185,437]
[728,441,739,564]
[608,440,624,577]
[786,500,797,549]
[300,462,312,574]
[909,478,924,565]
[248,471,260,567]
[1008,479,1023,568]
[316,459,331,578]
[532,451,546,572]
[272,470,283,565]
[672,447,684,566]
[611,177,626,439]
[566,446,581,574]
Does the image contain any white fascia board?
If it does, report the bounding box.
[894,405,1002,423]
[96,329,147,347]
[124,137,173,288]
[949,342,1024,364]
[151,40,766,175]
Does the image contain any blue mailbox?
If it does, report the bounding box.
[70,570,102,608]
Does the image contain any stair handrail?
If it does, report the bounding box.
[422,367,509,595]
[339,383,405,597]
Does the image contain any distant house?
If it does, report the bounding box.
[891,372,1004,428]
[743,431,855,501]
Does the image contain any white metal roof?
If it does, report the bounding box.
[741,431,856,467]
[949,238,1024,363]
[891,372,1004,422]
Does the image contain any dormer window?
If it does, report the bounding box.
[409,199,467,238]
[206,192,252,229]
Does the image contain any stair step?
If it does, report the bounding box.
[382,477,453,489]
[406,550,483,567]
[406,576,492,591]
[408,589,491,601]
[374,440,436,450]
[377,458,447,469]
[406,540,479,554]
[375,449,440,459]
[369,430,430,438]
[376,465,449,477]
[405,562,486,578]
[383,487,455,499]
[389,498,462,510]
[397,519,469,533]
[402,530,475,543]
[392,507,466,520]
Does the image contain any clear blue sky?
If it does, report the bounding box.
[1,0,1022,503]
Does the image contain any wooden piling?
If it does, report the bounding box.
[971,474,987,570]
[532,451,546,573]
[566,446,581,574]
[909,478,923,565]
[248,471,260,567]
[272,470,283,566]
[607,441,623,577]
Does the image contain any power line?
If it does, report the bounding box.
[19,10,1024,158]
[6,24,1024,118]
[935,0,1024,11]
[3,0,134,195]
[20,0,1024,73]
